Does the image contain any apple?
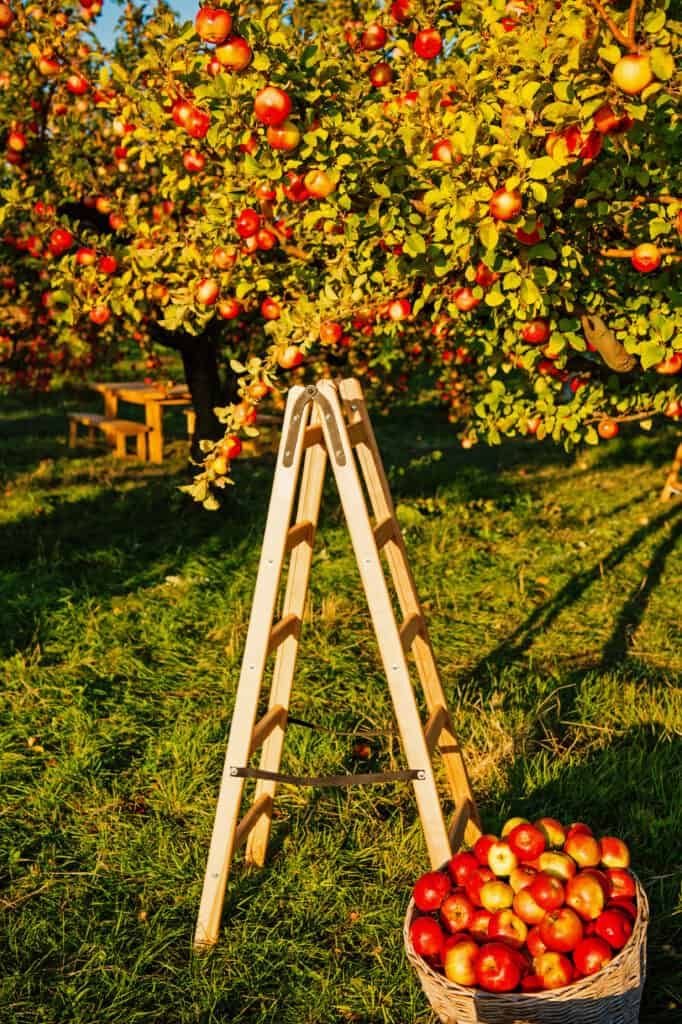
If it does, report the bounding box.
[465,867,495,905]
[533,951,573,989]
[507,823,546,862]
[521,319,550,345]
[593,103,626,134]
[185,107,210,139]
[595,909,633,950]
[513,887,546,926]
[574,936,613,976]
[526,925,547,958]
[432,139,454,163]
[444,936,479,985]
[538,852,577,883]
[319,321,343,345]
[521,974,544,992]
[7,128,26,152]
[76,247,97,266]
[410,916,445,963]
[212,245,237,269]
[448,852,479,887]
[215,35,252,70]
[369,61,394,87]
[631,243,661,273]
[612,54,653,95]
[453,287,480,312]
[49,228,74,256]
[391,0,411,21]
[470,908,492,942]
[479,880,514,912]
[599,837,630,870]
[388,298,411,321]
[529,873,565,912]
[539,907,583,953]
[183,150,205,173]
[254,86,292,127]
[37,54,62,76]
[475,942,522,992]
[473,834,498,865]
[195,6,232,44]
[413,28,442,59]
[440,892,475,933]
[304,169,336,198]
[219,435,242,460]
[89,305,110,325]
[536,818,567,848]
[510,866,537,893]
[598,419,618,440]
[235,208,261,238]
[0,3,14,28]
[196,277,219,305]
[605,868,636,900]
[66,72,89,95]
[206,54,222,76]
[266,119,301,151]
[489,188,522,221]
[98,255,117,274]
[475,262,499,287]
[218,298,241,319]
[656,353,682,374]
[262,297,282,320]
[515,221,542,245]
[278,345,303,369]
[488,909,528,949]
[413,871,451,912]
[488,841,518,877]
[255,228,277,250]
[362,23,387,50]
[607,897,637,921]
[565,872,606,921]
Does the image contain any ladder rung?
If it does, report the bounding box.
[423,705,447,755]
[249,704,288,756]
[302,424,324,449]
[373,516,397,550]
[267,614,301,656]
[285,520,314,553]
[448,799,473,852]
[347,421,367,446]
[399,612,424,652]
[234,794,273,851]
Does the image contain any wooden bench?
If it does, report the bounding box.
[68,412,151,459]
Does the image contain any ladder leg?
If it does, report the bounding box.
[339,379,481,845]
[246,407,327,867]
[660,441,682,502]
[68,421,77,448]
[194,388,313,950]
[318,381,452,869]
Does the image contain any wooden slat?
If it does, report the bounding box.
[423,705,447,756]
[285,520,314,553]
[448,800,473,852]
[373,516,396,550]
[399,612,424,652]
[249,705,287,756]
[266,613,301,656]
[234,794,273,851]
[347,421,367,446]
[302,423,324,449]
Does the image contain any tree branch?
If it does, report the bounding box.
[627,0,639,46]
[586,0,633,50]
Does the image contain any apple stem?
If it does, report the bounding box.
[586,0,636,52]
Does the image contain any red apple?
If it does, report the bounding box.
[501,817,529,838]
[66,72,89,95]
[254,86,292,127]
[473,834,498,866]
[564,833,601,868]
[488,909,528,949]
[212,245,237,269]
[440,892,475,934]
[513,887,546,926]
[369,61,394,87]
[521,974,544,992]
[573,936,613,976]
[489,188,522,221]
[195,6,232,44]
[465,867,495,905]
[656,353,682,375]
[565,872,606,921]
[196,278,219,305]
[410,916,445,962]
[475,262,499,287]
[470,908,492,942]
[413,870,451,912]
[510,866,537,893]
[475,942,522,992]
[631,243,661,273]
[529,873,565,912]
[593,103,625,134]
[444,935,479,985]
[0,3,14,29]
[266,119,301,151]
[388,298,411,321]
[432,139,454,163]
[453,287,480,312]
[304,169,336,198]
[507,823,547,862]
[278,345,303,368]
[488,841,518,877]
[539,907,583,953]
[448,852,479,887]
[536,818,567,848]
[235,208,261,238]
[215,35,252,70]
[599,837,630,870]
[218,299,241,319]
[76,247,97,266]
[98,255,117,275]
[607,897,637,921]
[533,951,573,990]
[612,54,653,95]
[479,880,514,913]
[183,150,205,173]
[594,909,633,950]
[526,925,548,958]
[89,305,110,325]
[185,106,210,139]
[319,321,343,345]
[598,419,619,440]
[413,28,442,59]
[605,868,636,900]
[538,852,577,883]
[521,319,550,345]
[515,221,543,245]
[362,23,387,50]
[7,128,26,152]
[49,228,74,256]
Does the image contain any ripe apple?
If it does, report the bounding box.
[362,23,387,50]
[183,150,205,173]
[488,841,518,877]
[448,852,479,887]
[440,892,475,933]
[98,255,117,274]
[218,298,241,319]
[538,852,576,883]
[475,942,522,992]
[510,865,537,893]
[369,61,394,87]
[304,169,336,198]
[565,872,606,921]
[235,208,261,238]
[444,935,479,985]
[49,228,74,256]
[526,925,548,958]
[593,103,626,134]
[533,951,573,989]
[521,974,544,992]
[254,86,292,127]
[607,897,637,921]
[573,936,613,976]
[612,54,653,95]
[513,887,546,926]
[195,5,232,44]
[278,345,303,368]
[599,837,630,869]
[515,220,542,245]
[656,353,682,374]
[465,867,495,905]
[220,435,242,459]
[598,419,619,440]
[453,287,480,312]
[185,106,210,139]
[388,298,411,321]
[0,3,14,28]
[410,916,445,963]
[76,247,96,266]
[539,907,583,953]
[631,243,661,273]
[475,262,499,287]
[508,823,546,862]
[66,72,89,95]
[529,873,565,912]
[536,818,566,848]
[215,35,252,70]
[38,54,62,76]
[262,296,282,320]
[432,139,454,162]
[473,834,498,866]
[470,908,492,942]
[413,871,451,912]
[196,277,219,305]
[488,909,528,949]
[413,28,442,59]
[490,188,522,221]
[391,0,411,21]
[605,868,636,900]
[521,319,550,345]
[595,908,633,950]
[7,128,26,151]
[212,245,237,269]
[266,119,301,151]
[89,305,110,325]
[479,880,514,912]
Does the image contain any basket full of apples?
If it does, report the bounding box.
[404,817,648,1024]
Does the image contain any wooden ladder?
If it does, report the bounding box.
[660,441,682,502]
[194,378,481,950]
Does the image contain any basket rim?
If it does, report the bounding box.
[404,868,649,1003]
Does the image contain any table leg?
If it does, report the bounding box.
[145,402,164,463]
[103,390,119,418]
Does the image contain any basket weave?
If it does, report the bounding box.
[404,872,648,1024]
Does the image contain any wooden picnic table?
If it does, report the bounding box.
[91,381,191,463]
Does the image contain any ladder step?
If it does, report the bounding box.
[373,516,397,550]
[267,614,301,656]
[234,794,273,851]
[448,799,474,852]
[347,421,367,446]
[423,705,447,755]
[302,423,324,449]
[399,612,424,652]
[249,705,288,756]
[285,520,314,553]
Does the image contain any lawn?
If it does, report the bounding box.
[1,385,680,1024]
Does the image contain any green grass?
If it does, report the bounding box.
[1,384,681,1024]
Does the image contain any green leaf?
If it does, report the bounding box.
[643,10,666,33]
[585,427,599,446]
[598,45,622,65]
[650,47,674,81]
[478,221,499,250]
[529,156,559,180]
[404,233,426,257]
[640,341,666,369]
[484,286,506,307]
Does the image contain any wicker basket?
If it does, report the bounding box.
[404,872,649,1024]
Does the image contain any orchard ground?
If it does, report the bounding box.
[1,385,681,1024]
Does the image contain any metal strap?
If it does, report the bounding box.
[230,766,425,787]
[281,384,346,467]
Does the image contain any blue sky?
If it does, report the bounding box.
[95,0,196,48]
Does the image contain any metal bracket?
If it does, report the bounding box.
[282,384,346,468]
[230,766,425,787]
